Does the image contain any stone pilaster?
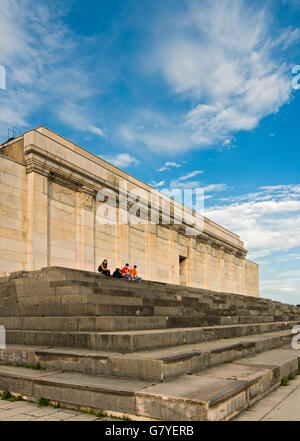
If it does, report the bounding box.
[80,188,95,272]
[25,172,48,271]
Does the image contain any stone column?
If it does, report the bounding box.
[25,172,48,271]
[82,189,95,272]
[144,224,156,282]
[228,250,235,293]
[237,252,246,295]
[203,240,212,290]
[117,205,130,268]
[218,246,226,292]
[186,237,197,287]
[75,188,95,272]
[169,229,179,285]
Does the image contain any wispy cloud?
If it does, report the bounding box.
[204,184,228,193]
[260,277,300,305]
[205,184,300,258]
[146,0,299,149]
[101,153,140,168]
[0,0,107,138]
[157,162,181,172]
[176,170,204,181]
[57,103,106,138]
[169,174,227,192]
[151,180,165,187]
[119,111,191,153]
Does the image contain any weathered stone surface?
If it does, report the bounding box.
[0,126,259,297]
[0,267,299,420]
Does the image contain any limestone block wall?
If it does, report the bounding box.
[245,260,259,298]
[48,181,77,269]
[0,126,260,297]
[0,156,27,275]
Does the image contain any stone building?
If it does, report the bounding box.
[0,126,259,296]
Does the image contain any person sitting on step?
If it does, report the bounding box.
[121,263,132,279]
[112,268,123,279]
[98,259,111,277]
[131,265,142,282]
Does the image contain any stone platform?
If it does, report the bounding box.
[0,267,299,420]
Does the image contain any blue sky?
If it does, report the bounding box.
[0,0,300,304]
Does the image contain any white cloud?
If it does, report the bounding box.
[280,252,300,261]
[0,0,106,138]
[169,179,202,189]
[158,162,181,172]
[165,162,181,168]
[260,277,300,305]
[204,184,228,193]
[57,103,106,138]
[118,108,196,153]
[119,121,191,153]
[205,184,300,258]
[151,180,165,187]
[205,184,300,303]
[101,153,140,168]
[176,170,204,181]
[148,0,298,148]
[169,175,227,192]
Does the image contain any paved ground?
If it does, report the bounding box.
[234,374,300,421]
[0,399,119,421]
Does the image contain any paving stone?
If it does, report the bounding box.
[23,407,64,417]
[0,401,21,409]
[33,415,63,421]
[50,411,83,420]
[65,414,98,421]
[0,407,35,418]
[234,375,300,420]
[0,413,37,421]
[262,408,300,421]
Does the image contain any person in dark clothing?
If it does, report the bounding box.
[98,259,111,277]
[112,268,123,279]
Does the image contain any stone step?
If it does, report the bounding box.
[4,320,300,351]
[0,314,297,333]
[1,303,156,317]
[5,267,300,315]
[13,281,296,315]
[206,315,298,325]
[60,321,300,352]
[0,315,207,332]
[2,285,298,319]
[3,289,299,325]
[0,346,298,420]
[1,295,298,324]
[0,329,295,382]
[3,269,300,324]
[3,285,277,313]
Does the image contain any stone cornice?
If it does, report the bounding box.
[24,145,247,257]
[196,233,247,258]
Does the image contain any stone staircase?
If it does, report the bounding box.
[0,267,299,420]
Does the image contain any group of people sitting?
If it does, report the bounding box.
[98,260,142,282]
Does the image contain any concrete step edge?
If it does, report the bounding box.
[0,347,298,420]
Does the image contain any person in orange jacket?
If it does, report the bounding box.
[131,265,142,282]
